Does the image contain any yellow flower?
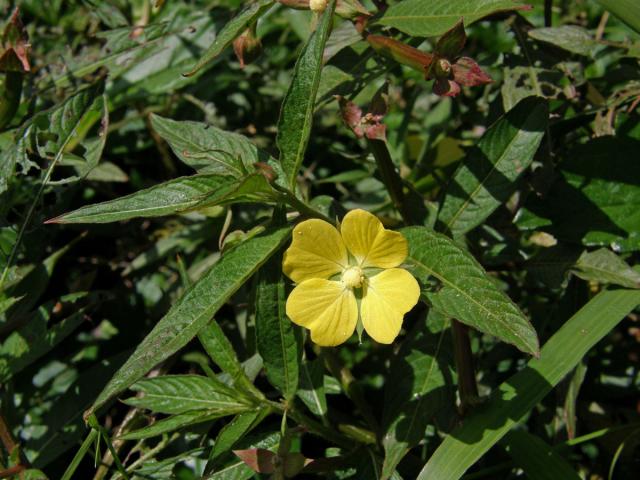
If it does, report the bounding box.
[282,209,420,346]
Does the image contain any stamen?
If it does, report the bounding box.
[341,266,364,289]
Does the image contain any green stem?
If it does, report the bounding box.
[61,430,99,480]
[272,185,334,223]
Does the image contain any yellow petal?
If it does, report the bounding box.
[340,209,408,268]
[286,278,358,346]
[361,268,420,344]
[283,219,348,283]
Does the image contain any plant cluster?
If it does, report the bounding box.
[0,0,639,479]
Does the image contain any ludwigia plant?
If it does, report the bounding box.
[1,1,640,478]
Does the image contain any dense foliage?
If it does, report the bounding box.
[1,0,640,478]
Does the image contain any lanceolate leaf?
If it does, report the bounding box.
[297,359,327,417]
[151,114,275,175]
[204,408,271,475]
[85,225,291,418]
[255,252,301,401]
[571,248,640,289]
[48,173,273,224]
[183,0,274,77]
[381,311,455,480]
[437,96,548,237]
[276,0,336,189]
[417,288,640,480]
[124,375,252,414]
[120,410,231,440]
[376,0,531,37]
[403,226,539,355]
[205,432,280,480]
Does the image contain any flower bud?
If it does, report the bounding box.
[367,34,433,75]
[232,28,262,68]
[309,0,327,12]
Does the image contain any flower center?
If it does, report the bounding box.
[341,266,364,289]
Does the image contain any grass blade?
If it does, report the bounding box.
[417,288,640,480]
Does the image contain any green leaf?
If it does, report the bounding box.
[0,81,106,188]
[594,0,640,35]
[27,351,130,469]
[297,359,327,417]
[124,375,252,414]
[183,0,274,77]
[571,249,640,289]
[521,137,640,252]
[563,361,587,440]
[205,431,280,480]
[45,23,171,89]
[437,96,547,237]
[381,311,455,480]
[502,430,581,480]
[276,0,336,189]
[376,0,530,37]
[4,235,81,318]
[48,173,272,224]
[403,226,539,355]
[82,0,129,28]
[255,251,301,400]
[0,296,89,383]
[151,114,276,175]
[120,410,230,440]
[85,225,292,419]
[528,26,597,56]
[204,408,271,475]
[417,288,640,480]
[20,81,107,176]
[198,320,257,392]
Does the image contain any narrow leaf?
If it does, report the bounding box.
[183,0,274,77]
[417,288,640,480]
[205,408,270,474]
[198,319,259,395]
[120,410,229,440]
[502,430,581,480]
[404,226,539,355]
[255,251,301,400]
[437,96,547,237]
[124,375,252,414]
[276,0,336,189]
[205,432,280,480]
[85,225,291,418]
[376,0,530,37]
[48,173,272,224]
[571,248,640,289]
[297,359,327,417]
